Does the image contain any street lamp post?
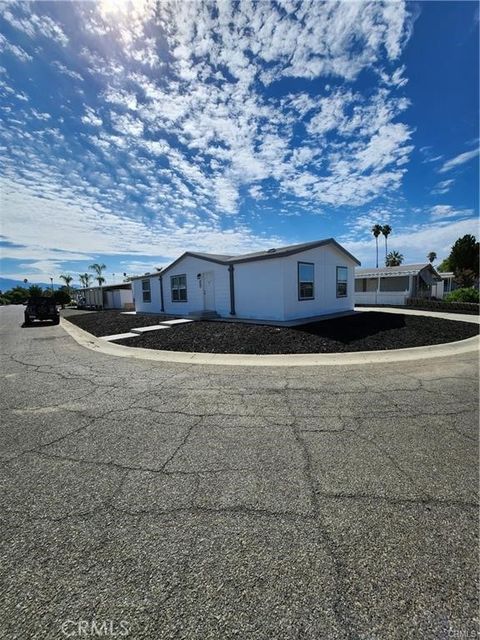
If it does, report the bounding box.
[50,277,54,294]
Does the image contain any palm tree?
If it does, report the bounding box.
[79,273,92,288]
[89,263,106,309]
[386,250,404,267]
[79,273,91,295]
[427,251,437,264]
[59,274,73,295]
[28,284,43,297]
[78,273,92,307]
[381,225,392,263]
[89,263,106,286]
[371,224,383,268]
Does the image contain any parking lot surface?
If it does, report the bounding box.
[0,305,478,639]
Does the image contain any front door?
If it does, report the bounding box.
[202,271,215,310]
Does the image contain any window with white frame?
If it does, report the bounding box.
[171,274,187,301]
[142,279,151,303]
[336,267,348,297]
[298,262,314,300]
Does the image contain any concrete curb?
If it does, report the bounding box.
[60,317,480,368]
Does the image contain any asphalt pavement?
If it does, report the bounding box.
[0,305,478,639]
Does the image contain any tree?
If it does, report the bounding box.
[53,289,71,308]
[453,269,476,288]
[437,258,452,272]
[59,274,73,294]
[385,250,404,267]
[371,224,383,268]
[89,263,106,286]
[3,286,28,304]
[381,225,392,263]
[28,284,43,297]
[448,235,479,276]
[427,252,437,264]
[79,273,92,289]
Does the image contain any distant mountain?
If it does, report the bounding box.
[0,277,73,292]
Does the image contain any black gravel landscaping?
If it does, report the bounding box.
[62,309,172,337]
[64,310,480,354]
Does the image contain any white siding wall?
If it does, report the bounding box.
[281,244,355,320]
[132,257,231,316]
[162,256,231,316]
[431,280,445,299]
[121,289,133,307]
[233,245,356,321]
[132,276,162,313]
[84,287,102,307]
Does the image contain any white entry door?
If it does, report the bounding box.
[202,271,215,310]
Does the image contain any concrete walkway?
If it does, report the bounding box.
[357,305,479,324]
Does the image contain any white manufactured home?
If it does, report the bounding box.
[130,239,360,322]
[354,263,442,306]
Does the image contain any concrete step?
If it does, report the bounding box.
[100,332,139,341]
[130,325,171,334]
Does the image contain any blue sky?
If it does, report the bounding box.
[0,0,478,284]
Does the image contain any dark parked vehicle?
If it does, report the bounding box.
[24,297,60,326]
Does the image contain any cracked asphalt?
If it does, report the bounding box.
[0,305,478,640]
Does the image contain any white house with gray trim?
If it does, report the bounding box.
[354,263,442,306]
[130,239,360,322]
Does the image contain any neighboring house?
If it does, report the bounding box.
[82,283,133,310]
[130,238,360,322]
[354,263,442,306]
[431,272,457,299]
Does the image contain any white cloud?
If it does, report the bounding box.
[343,217,480,266]
[431,179,454,195]
[111,113,144,137]
[103,87,138,110]
[430,205,473,220]
[52,61,83,82]
[0,0,420,278]
[439,148,479,173]
[0,176,283,280]
[306,90,352,136]
[81,107,103,127]
[120,260,163,277]
[0,34,32,62]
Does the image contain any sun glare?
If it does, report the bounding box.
[98,0,151,20]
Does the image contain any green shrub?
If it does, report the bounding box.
[53,289,71,307]
[444,288,479,303]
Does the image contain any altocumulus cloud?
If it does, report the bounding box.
[0,0,418,276]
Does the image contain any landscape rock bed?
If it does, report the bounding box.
[62,309,172,337]
[65,310,480,354]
